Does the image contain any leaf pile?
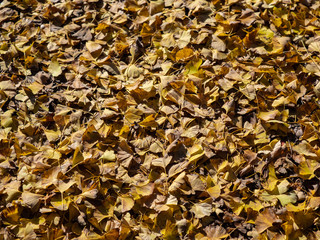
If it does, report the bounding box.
[2,0,320,239]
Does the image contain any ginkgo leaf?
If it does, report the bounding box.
[100,149,116,161]
[51,196,71,211]
[255,208,277,233]
[187,174,205,192]
[204,225,229,239]
[44,129,61,142]
[177,30,191,49]
[309,41,320,53]
[293,141,317,157]
[2,204,21,224]
[188,144,205,163]
[299,160,318,179]
[207,185,221,199]
[139,114,157,128]
[149,141,163,153]
[121,197,135,212]
[176,48,193,62]
[277,179,290,194]
[135,183,154,196]
[81,189,99,199]
[152,156,172,169]
[257,110,279,121]
[191,202,213,218]
[48,59,62,77]
[308,197,320,209]
[86,41,103,58]
[161,220,178,240]
[72,147,84,165]
[55,180,75,193]
[276,193,297,206]
[169,172,186,192]
[21,192,42,208]
[168,162,188,178]
[240,84,256,101]
[185,59,202,75]
[15,42,33,55]
[166,195,178,206]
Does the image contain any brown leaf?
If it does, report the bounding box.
[255,208,278,233]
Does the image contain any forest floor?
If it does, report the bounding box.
[1,0,320,239]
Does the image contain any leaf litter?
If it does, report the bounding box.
[1,0,320,239]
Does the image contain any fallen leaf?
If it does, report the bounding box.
[191,202,213,218]
[48,59,62,77]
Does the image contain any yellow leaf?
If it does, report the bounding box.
[125,64,143,78]
[121,197,134,212]
[191,202,213,218]
[72,147,84,165]
[51,196,71,211]
[263,165,278,192]
[1,110,15,128]
[276,193,297,206]
[48,59,62,77]
[299,160,318,179]
[28,81,43,94]
[98,124,112,138]
[169,172,185,192]
[100,149,116,161]
[207,185,221,199]
[293,141,317,157]
[15,42,34,55]
[55,179,75,193]
[44,129,61,143]
[188,144,205,163]
[139,114,157,128]
[140,23,153,37]
[187,174,205,192]
[149,140,163,153]
[278,179,290,194]
[177,30,191,49]
[185,59,202,75]
[124,107,143,124]
[314,81,320,98]
[166,195,178,206]
[175,47,193,62]
[286,202,307,212]
[96,22,109,31]
[2,204,21,224]
[160,33,175,48]
[246,200,264,212]
[257,110,279,121]
[136,183,154,196]
[152,155,172,169]
[240,84,256,101]
[161,220,178,240]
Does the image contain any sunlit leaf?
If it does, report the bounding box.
[191,202,213,218]
[100,149,116,161]
[48,59,62,77]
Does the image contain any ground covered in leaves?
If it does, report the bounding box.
[2,0,320,239]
